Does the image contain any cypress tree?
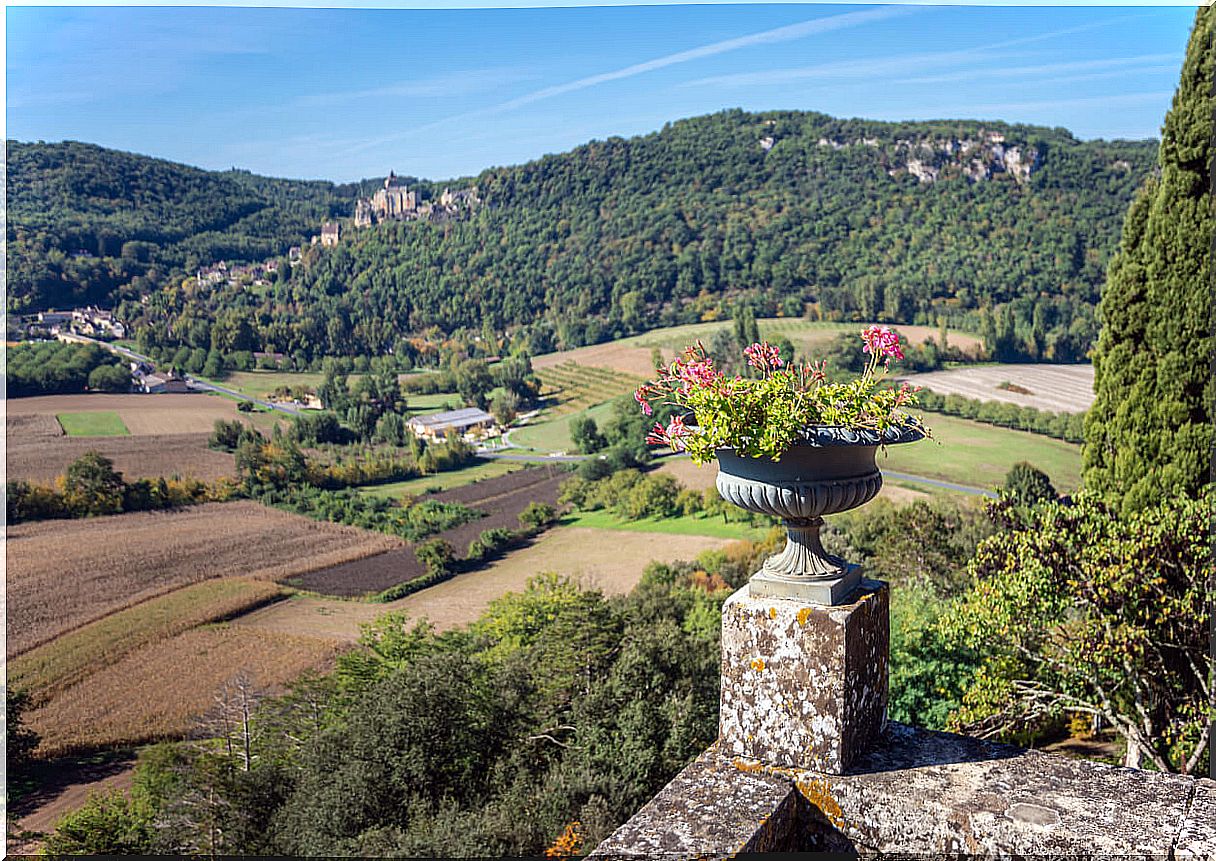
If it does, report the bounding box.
[1083,5,1214,513]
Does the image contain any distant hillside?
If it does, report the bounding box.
[5,140,352,311]
[9,111,1156,361]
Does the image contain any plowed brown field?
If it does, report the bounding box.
[6,431,236,483]
[236,526,734,641]
[6,393,246,434]
[6,502,402,656]
[289,468,567,597]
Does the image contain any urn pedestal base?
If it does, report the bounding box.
[748,515,861,605]
[719,580,889,775]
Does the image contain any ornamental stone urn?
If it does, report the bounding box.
[715,425,923,605]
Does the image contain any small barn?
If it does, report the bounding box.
[407,407,495,440]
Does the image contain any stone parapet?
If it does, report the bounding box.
[590,724,1216,857]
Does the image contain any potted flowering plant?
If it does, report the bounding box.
[633,326,927,604]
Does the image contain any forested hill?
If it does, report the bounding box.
[5,140,352,312]
[10,111,1156,361]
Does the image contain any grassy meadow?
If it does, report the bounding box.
[880,413,1082,492]
[358,458,525,498]
[55,411,130,437]
[560,508,773,541]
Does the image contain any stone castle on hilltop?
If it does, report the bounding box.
[353,171,479,228]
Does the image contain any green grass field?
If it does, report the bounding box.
[510,399,618,453]
[358,459,525,499]
[406,392,463,414]
[203,370,327,399]
[880,413,1082,492]
[560,509,772,541]
[56,412,130,437]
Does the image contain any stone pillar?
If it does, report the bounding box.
[718,579,888,774]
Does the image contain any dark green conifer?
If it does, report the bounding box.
[1083,5,1213,513]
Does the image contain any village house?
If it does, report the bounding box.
[407,407,496,441]
[138,371,191,394]
[320,222,339,246]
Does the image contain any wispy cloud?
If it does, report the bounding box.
[296,68,540,107]
[345,5,916,155]
[482,6,915,114]
[875,90,1174,123]
[683,49,1027,89]
[902,53,1180,85]
[683,13,1153,90]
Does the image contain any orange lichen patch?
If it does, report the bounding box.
[795,777,846,829]
[797,607,813,626]
[732,758,766,774]
[769,607,777,619]
[751,659,766,672]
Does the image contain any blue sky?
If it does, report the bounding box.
[5,4,1198,182]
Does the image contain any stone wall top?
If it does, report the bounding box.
[591,723,1215,858]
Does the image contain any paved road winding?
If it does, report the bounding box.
[75,335,302,415]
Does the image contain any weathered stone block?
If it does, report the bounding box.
[718,580,888,774]
[586,746,808,859]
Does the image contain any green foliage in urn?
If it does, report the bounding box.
[941,489,1212,774]
[1083,5,1214,514]
[634,327,926,463]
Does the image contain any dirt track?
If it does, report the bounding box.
[235,526,733,641]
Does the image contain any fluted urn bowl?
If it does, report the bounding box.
[715,425,924,603]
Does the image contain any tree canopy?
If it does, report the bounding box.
[1083,5,1214,513]
[10,111,1156,364]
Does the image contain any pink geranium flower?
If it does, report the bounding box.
[743,341,783,373]
[861,325,904,364]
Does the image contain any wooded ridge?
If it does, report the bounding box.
[8,110,1156,361]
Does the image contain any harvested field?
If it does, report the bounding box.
[6,432,235,484]
[236,526,735,641]
[532,320,983,376]
[7,413,64,440]
[6,393,248,434]
[288,548,424,599]
[902,364,1094,413]
[533,341,658,376]
[9,579,285,704]
[654,457,928,505]
[430,463,568,506]
[6,502,403,656]
[26,625,342,757]
[289,467,568,598]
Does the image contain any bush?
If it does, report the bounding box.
[1002,461,1057,506]
[519,502,557,529]
[210,418,246,451]
[7,689,41,778]
[42,789,154,855]
[416,539,456,576]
